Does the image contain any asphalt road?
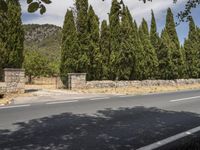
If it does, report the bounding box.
[0,89,200,150]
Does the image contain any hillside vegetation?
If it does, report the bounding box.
[24,24,62,61]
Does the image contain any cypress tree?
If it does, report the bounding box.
[100,20,110,80]
[139,19,158,79]
[60,10,79,80]
[150,10,160,56]
[5,0,24,68]
[75,0,89,74]
[164,8,185,79]
[130,20,145,80]
[158,30,175,79]
[165,8,180,49]
[198,27,200,77]
[118,6,135,80]
[184,17,199,78]
[109,0,121,80]
[87,5,101,80]
[0,0,7,80]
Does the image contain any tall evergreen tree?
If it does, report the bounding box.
[5,0,24,68]
[158,30,175,79]
[109,0,121,80]
[139,19,158,79]
[130,20,145,80]
[100,20,110,80]
[164,8,186,79]
[60,10,79,80]
[118,6,135,80]
[0,0,7,80]
[87,5,101,80]
[198,27,200,77]
[184,17,199,78]
[150,10,160,56]
[165,8,180,49]
[75,0,89,74]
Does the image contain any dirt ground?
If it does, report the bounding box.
[1,83,200,106]
[77,83,200,95]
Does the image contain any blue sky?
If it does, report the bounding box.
[21,0,200,44]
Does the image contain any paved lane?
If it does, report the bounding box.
[0,89,200,150]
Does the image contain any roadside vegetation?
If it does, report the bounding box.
[61,0,200,81]
[1,0,200,83]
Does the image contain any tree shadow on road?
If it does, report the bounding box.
[0,106,200,150]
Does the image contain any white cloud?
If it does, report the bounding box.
[21,0,187,26]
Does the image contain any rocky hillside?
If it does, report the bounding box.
[24,24,62,60]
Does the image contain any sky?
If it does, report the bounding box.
[21,0,200,44]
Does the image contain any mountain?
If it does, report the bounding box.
[24,24,62,61]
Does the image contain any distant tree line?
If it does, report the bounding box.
[61,0,200,81]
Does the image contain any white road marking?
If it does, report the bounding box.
[0,104,30,109]
[46,100,79,105]
[137,126,200,150]
[119,95,133,98]
[170,96,200,102]
[90,97,110,101]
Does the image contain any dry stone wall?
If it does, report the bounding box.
[66,73,200,90]
[0,68,25,95]
[86,79,200,89]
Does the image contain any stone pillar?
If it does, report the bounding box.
[68,73,86,90]
[4,68,25,93]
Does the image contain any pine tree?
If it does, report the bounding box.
[100,20,110,80]
[184,17,199,78]
[164,8,185,79]
[109,0,121,80]
[75,0,89,74]
[87,5,101,80]
[150,10,160,56]
[5,0,24,68]
[139,19,158,79]
[60,10,79,80]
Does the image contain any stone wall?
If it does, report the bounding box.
[0,68,25,95]
[65,73,200,90]
[68,73,86,90]
[86,79,200,89]
[0,82,6,95]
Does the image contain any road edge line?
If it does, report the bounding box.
[137,126,200,150]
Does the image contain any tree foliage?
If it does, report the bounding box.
[24,50,59,83]
[60,10,79,77]
[76,0,90,75]
[87,5,101,80]
[109,0,121,80]
[100,20,110,80]
[150,10,160,55]
[0,0,24,80]
[4,0,24,69]
[139,18,158,79]
[184,17,200,78]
